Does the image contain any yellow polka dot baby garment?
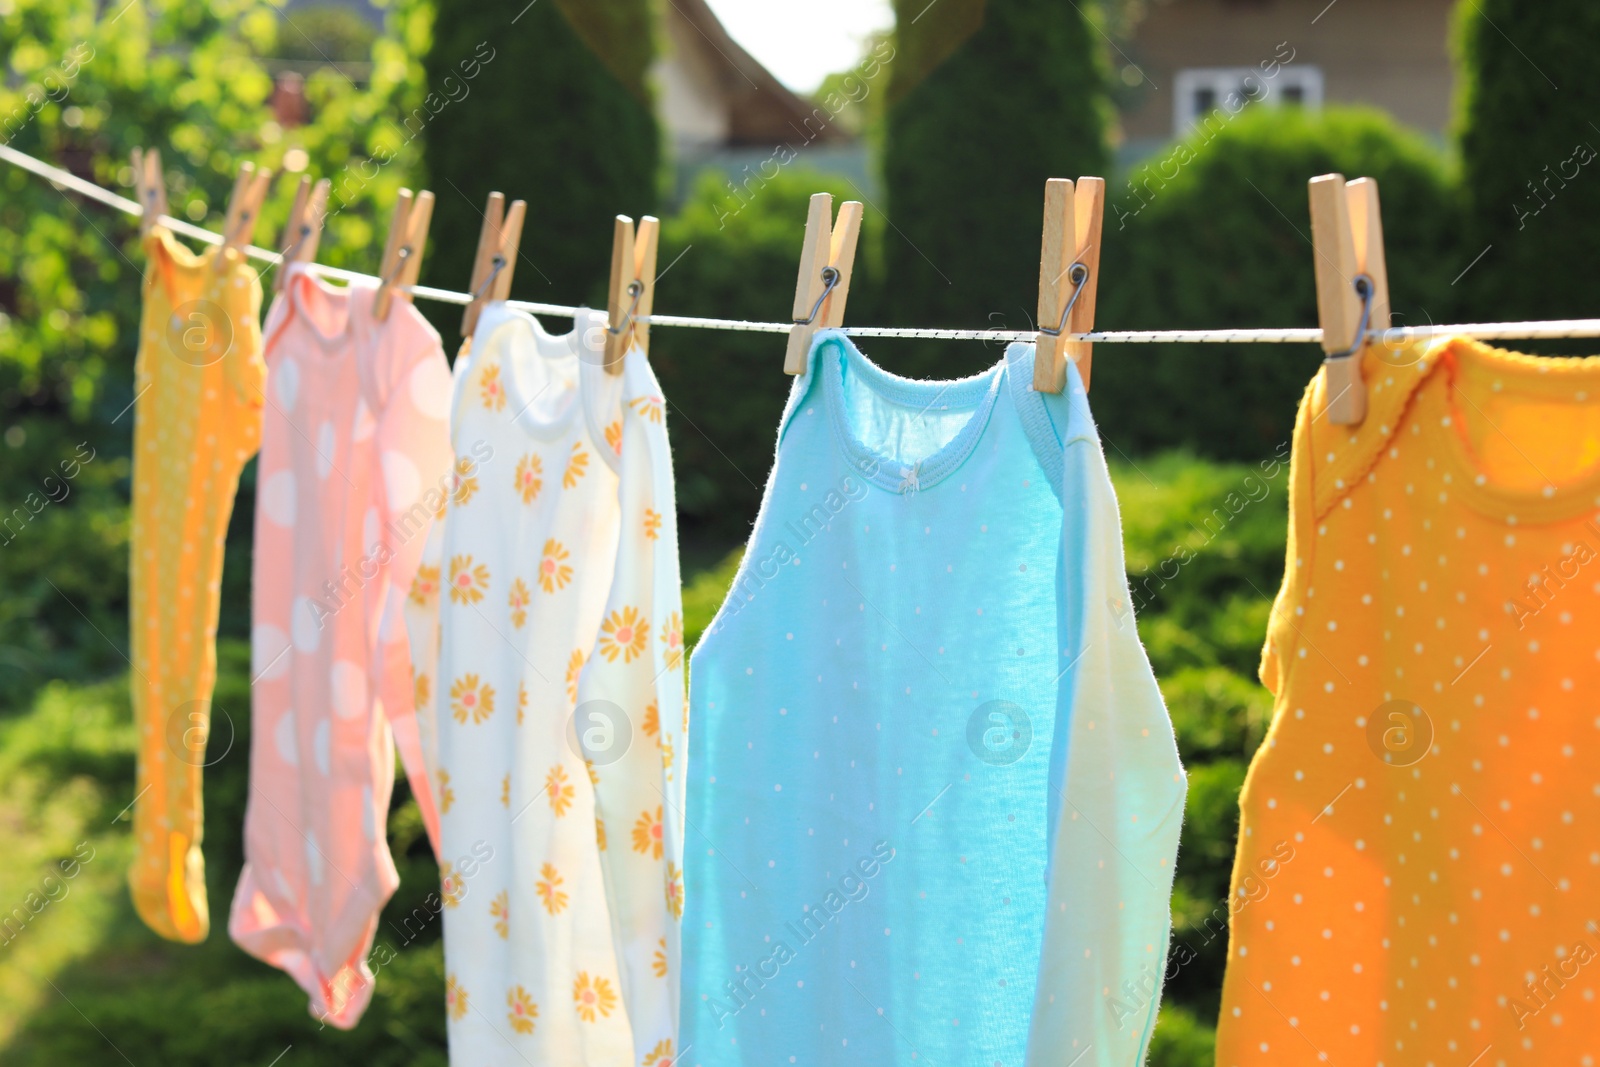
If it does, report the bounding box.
[1217,338,1600,1065]
[128,226,266,943]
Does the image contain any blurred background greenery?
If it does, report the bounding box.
[1,0,1593,1062]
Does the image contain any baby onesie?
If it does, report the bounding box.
[407,304,686,1065]
[573,342,687,1067]
[684,332,1186,1067]
[230,267,453,1028]
[128,226,266,943]
[1217,338,1600,1065]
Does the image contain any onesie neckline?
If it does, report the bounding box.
[816,332,1009,494]
[470,303,603,443]
[286,267,365,352]
[1421,337,1600,523]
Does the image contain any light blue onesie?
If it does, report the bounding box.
[683,333,1186,1067]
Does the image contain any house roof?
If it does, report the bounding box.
[662,0,851,147]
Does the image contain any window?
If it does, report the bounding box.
[1173,65,1323,138]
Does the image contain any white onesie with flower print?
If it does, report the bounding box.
[404,302,685,1066]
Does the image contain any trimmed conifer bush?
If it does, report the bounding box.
[881,0,1110,375]
[421,0,659,312]
[1455,0,1600,335]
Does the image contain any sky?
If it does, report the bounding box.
[702,0,895,93]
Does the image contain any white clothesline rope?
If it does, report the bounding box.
[10,142,1600,345]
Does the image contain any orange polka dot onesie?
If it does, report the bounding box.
[128,227,266,943]
[1218,338,1600,1066]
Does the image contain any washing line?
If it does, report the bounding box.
[7,143,1600,346]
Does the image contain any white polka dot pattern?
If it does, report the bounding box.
[1219,338,1600,1065]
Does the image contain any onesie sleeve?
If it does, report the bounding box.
[1258,380,1318,697]
[1027,431,1188,1067]
[371,315,455,859]
[574,350,685,1063]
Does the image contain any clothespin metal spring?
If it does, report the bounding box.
[1038,263,1091,339]
[793,267,841,328]
[1325,274,1375,362]
[606,279,645,337]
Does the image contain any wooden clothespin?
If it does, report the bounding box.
[461,192,526,339]
[1309,173,1391,426]
[785,192,863,375]
[221,161,273,252]
[1034,176,1105,393]
[603,214,660,372]
[374,188,435,320]
[131,147,168,238]
[273,175,331,293]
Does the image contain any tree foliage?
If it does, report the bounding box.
[0,0,432,700]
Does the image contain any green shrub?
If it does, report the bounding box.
[1148,1001,1217,1067]
[1455,0,1600,340]
[881,0,1110,374]
[420,0,659,319]
[1096,106,1459,460]
[1162,666,1271,763]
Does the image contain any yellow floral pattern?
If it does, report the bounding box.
[536,862,568,915]
[665,862,683,920]
[406,361,685,1055]
[414,671,431,714]
[441,863,465,908]
[448,554,489,605]
[409,563,440,607]
[572,971,618,1023]
[547,765,574,817]
[446,974,468,1020]
[565,649,584,705]
[562,442,590,488]
[508,577,531,628]
[597,606,648,663]
[450,673,496,725]
[506,984,537,1034]
[452,457,480,507]
[660,611,684,672]
[537,539,572,593]
[632,805,665,860]
[629,394,664,423]
[480,362,506,411]
[514,452,543,504]
[490,889,509,939]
